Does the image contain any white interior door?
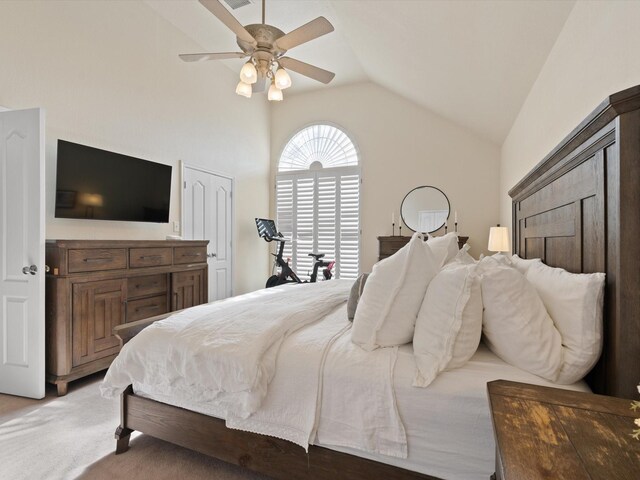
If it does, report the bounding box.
[0,108,45,399]
[182,164,233,302]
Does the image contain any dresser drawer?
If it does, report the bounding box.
[68,248,127,273]
[174,246,207,264]
[127,274,167,299]
[126,294,168,323]
[129,248,172,268]
[379,238,410,256]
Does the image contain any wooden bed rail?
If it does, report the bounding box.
[114,309,186,347]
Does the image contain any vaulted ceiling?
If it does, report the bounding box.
[145,0,575,144]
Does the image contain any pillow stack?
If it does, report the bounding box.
[478,255,605,384]
[350,231,604,388]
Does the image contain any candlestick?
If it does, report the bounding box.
[392,222,395,236]
[399,225,402,236]
[455,211,458,223]
[392,212,395,225]
[455,222,458,233]
[444,219,448,234]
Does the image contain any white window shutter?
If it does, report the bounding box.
[276,124,360,281]
[338,173,360,279]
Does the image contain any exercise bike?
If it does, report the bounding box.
[255,218,334,288]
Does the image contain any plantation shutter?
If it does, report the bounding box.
[276,124,360,280]
[276,167,359,280]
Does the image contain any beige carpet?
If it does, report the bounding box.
[0,373,269,480]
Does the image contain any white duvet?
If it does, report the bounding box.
[100,280,407,457]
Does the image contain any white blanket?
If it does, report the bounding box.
[101,280,351,418]
[101,282,408,457]
[226,304,350,449]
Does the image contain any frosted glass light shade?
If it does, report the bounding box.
[239,61,257,84]
[488,226,510,252]
[275,67,292,89]
[235,80,252,98]
[268,83,283,101]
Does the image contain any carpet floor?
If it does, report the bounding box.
[0,373,269,480]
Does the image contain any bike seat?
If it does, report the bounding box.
[308,253,325,259]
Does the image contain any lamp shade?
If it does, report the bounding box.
[239,61,257,84]
[268,82,283,102]
[275,67,292,89]
[488,226,509,252]
[235,80,252,98]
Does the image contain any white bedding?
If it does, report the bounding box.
[324,342,589,480]
[101,280,351,419]
[105,286,590,479]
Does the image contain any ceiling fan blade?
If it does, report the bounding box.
[275,17,334,51]
[199,0,257,47]
[179,52,248,62]
[253,76,267,93]
[279,57,335,84]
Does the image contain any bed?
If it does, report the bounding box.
[108,84,640,480]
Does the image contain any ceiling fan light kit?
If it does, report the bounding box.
[235,80,253,98]
[239,60,258,84]
[274,66,292,90]
[268,79,283,102]
[181,0,335,102]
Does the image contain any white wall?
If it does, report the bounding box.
[501,0,640,227]
[271,82,500,272]
[0,0,271,294]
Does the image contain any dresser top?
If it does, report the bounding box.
[46,239,208,248]
[488,380,640,480]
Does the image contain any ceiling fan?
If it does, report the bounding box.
[179,0,336,101]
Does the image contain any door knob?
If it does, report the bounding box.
[207,253,217,258]
[22,265,38,275]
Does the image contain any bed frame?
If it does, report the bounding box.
[112,84,640,478]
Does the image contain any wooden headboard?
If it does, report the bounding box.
[510,85,640,399]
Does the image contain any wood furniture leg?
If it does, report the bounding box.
[56,381,68,397]
[115,426,133,454]
[115,385,134,455]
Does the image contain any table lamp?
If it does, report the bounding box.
[488,225,509,254]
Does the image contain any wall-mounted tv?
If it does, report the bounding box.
[55,140,172,223]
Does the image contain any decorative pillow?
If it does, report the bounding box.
[450,243,476,265]
[525,262,605,384]
[347,273,369,321]
[478,258,563,382]
[413,262,483,387]
[352,233,439,350]
[426,232,460,267]
[510,254,542,275]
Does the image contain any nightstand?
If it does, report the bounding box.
[377,235,469,261]
[487,380,640,480]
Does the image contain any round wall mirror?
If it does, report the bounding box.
[400,186,450,233]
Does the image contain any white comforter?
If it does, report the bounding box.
[100,280,407,456]
[101,280,351,417]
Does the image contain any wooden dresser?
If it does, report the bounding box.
[488,380,640,480]
[45,239,209,395]
[377,235,469,261]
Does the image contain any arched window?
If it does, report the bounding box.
[276,124,360,279]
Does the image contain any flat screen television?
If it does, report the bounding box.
[55,140,172,223]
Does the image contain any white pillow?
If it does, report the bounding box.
[478,259,563,382]
[525,262,605,384]
[413,262,483,387]
[352,233,439,350]
[510,254,542,275]
[426,232,459,267]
